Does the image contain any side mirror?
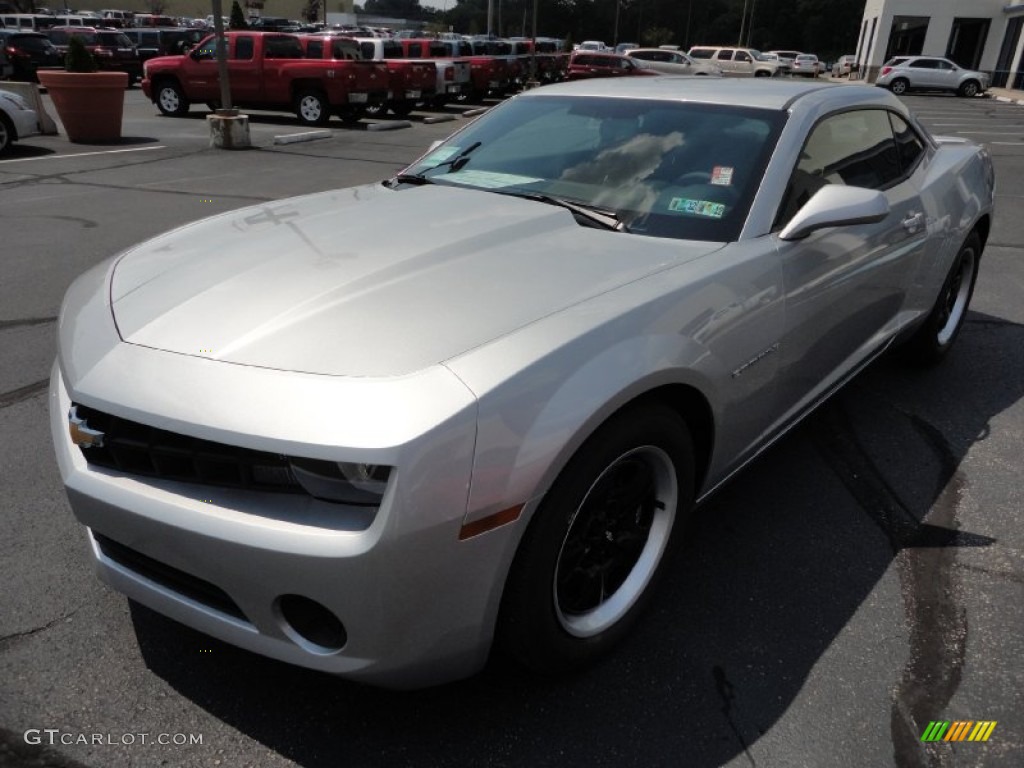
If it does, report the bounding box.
[779,185,890,241]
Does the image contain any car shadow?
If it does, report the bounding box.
[130,309,1020,767]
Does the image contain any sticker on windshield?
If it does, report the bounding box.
[423,146,461,164]
[711,166,734,186]
[444,170,542,189]
[669,197,726,219]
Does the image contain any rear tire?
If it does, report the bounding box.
[295,90,330,126]
[390,101,415,117]
[889,78,909,95]
[902,232,981,365]
[0,114,13,155]
[497,403,694,674]
[155,81,189,116]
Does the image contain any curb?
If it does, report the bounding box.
[993,95,1024,106]
[366,121,412,131]
[422,115,456,124]
[461,107,490,117]
[273,130,332,145]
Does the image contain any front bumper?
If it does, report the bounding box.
[51,358,523,688]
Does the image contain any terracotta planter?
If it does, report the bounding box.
[37,71,128,143]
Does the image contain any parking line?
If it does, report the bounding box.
[0,146,166,164]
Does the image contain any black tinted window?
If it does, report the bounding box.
[777,109,901,226]
[889,113,926,174]
[909,59,938,69]
[234,36,254,59]
[406,42,422,57]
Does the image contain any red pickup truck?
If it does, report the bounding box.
[435,39,513,102]
[353,38,437,117]
[141,31,388,125]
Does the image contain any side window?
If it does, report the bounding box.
[735,51,751,62]
[909,59,937,69]
[889,113,926,174]
[407,42,422,57]
[193,38,217,60]
[688,48,713,59]
[718,50,735,61]
[305,39,322,59]
[776,110,901,228]
[234,36,254,60]
[359,42,375,60]
[936,59,954,70]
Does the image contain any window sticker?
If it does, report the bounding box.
[710,166,734,186]
[669,197,726,219]
[423,146,461,164]
[444,170,542,189]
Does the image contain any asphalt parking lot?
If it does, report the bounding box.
[1,87,1022,768]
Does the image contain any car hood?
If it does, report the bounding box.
[111,184,719,378]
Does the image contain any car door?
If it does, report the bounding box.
[771,108,929,422]
[933,58,959,90]
[180,35,220,101]
[733,49,755,75]
[907,58,939,88]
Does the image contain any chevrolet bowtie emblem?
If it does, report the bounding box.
[69,406,105,448]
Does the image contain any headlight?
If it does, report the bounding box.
[289,459,392,506]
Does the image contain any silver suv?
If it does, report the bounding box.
[687,46,781,77]
[876,55,989,97]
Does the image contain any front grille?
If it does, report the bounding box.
[94,533,248,622]
[72,403,303,494]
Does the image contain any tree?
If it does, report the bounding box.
[230,0,249,29]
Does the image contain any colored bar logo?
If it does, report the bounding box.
[921,721,997,742]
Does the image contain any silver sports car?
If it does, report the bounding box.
[51,78,995,689]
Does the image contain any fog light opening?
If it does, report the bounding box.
[277,594,347,652]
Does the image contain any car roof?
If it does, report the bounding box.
[525,76,895,113]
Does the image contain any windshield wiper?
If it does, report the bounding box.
[511,192,627,232]
[385,141,482,188]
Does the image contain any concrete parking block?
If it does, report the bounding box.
[272,129,333,145]
[461,107,490,117]
[422,115,456,124]
[366,120,412,131]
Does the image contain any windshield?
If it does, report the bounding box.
[401,94,785,242]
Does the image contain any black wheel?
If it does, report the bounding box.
[295,90,330,126]
[889,77,909,96]
[958,80,980,98]
[754,69,770,77]
[390,101,415,117]
[0,114,12,155]
[498,404,694,674]
[155,81,189,116]
[903,232,981,365]
[336,106,365,125]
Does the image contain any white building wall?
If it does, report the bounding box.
[858,0,1024,88]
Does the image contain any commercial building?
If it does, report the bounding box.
[856,0,1024,89]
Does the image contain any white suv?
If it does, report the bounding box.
[687,46,781,77]
[876,56,989,97]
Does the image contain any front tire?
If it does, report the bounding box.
[903,232,981,365]
[958,80,980,98]
[295,90,330,126]
[498,403,695,674]
[889,77,909,95]
[155,81,189,116]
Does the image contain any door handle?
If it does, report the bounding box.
[902,212,924,233]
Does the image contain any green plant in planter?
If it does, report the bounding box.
[65,36,97,73]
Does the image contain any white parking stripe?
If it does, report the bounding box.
[0,146,166,164]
